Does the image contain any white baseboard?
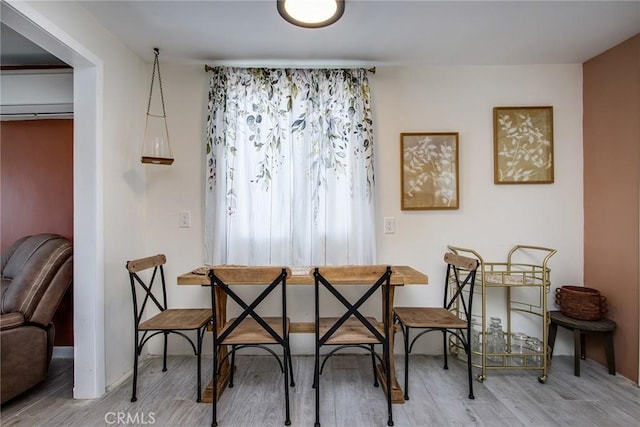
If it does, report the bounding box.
[52,346,74,359]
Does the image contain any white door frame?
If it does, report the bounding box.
[2,1,105,398]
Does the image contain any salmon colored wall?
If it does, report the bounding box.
[583,34,640,383]
[0,119,74,346]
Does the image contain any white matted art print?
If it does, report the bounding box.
[400,132,459,210]
[493,106,554,184]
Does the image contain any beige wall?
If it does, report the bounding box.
[146,63,586,359]
[583,33,640,383]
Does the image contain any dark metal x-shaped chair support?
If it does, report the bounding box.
[313,266,394,427]
[315,269,390,346]
[209,269,288,345]
[207,267,293,427]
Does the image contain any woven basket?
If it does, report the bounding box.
[554,286,607,321]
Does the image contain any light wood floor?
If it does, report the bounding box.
[1,354,639,426]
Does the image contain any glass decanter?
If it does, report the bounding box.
[526,337,544,367]
[510,332,528,366]
[486,316,506,366]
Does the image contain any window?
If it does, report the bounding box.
[205,67,376,266]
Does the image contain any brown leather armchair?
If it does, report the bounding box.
[1,234,73,404]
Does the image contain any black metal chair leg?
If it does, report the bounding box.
[314,339,321,427]
[284,346,292,426]
[162,331,168,372]
[197,327,203,402]
[131,336,139,402]
[312,361,317,389]
[370,344,379,387]
[287,341,295,386]
[442,330,449,370]
[212,343,218,427]
[403,326,410,401]
[384,340,394,426]
[229,345,236,388]
[465,335,475,399]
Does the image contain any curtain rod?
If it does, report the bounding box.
[204,64,375,74]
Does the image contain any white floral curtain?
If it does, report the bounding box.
[204,67,376,266]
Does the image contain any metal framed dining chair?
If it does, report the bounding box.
[207,266,294,427]
[126,254,212,402]
[313,265,394,427]
[393,252,479,400]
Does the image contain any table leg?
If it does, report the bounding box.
[202,288,231,403]
[604,331,616,375]
[573,328,581,376]
[376,285,405,404]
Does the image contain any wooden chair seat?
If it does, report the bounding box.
[139,308,211,330]
[393,307,467,329]
[220,317,290,344]
[319,317,382,345]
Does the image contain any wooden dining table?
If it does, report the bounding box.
[177,265,428,404]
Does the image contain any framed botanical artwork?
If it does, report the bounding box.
[400,132,459,210]
[493,106,554,184]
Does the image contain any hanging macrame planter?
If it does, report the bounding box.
[141,48,174,165]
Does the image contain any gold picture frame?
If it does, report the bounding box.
[493,106,554,184]
[401,132,459,210]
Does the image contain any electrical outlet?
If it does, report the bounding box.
[383,217,395,234]
[179,210,191,228]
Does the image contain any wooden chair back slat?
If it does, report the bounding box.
[127,254,166,273]
[444,253,478,271]
[315,265,390,283]
[209,266,291,284]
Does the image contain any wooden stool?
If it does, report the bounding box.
[547,310,616,376]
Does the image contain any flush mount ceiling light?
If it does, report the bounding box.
[277,0,345,28]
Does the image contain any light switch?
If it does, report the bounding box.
[179,210,191,228]
[384,217,395,234]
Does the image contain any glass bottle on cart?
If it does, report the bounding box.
[485,317,506,366]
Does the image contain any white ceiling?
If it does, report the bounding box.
[0,23,67,66]
[2,1,640,67]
